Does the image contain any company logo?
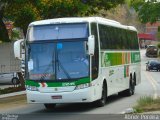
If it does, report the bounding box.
[109,70,114,76]
[62,82,75,86]
[54,88,58,91]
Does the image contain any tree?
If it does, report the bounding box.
[157,42,160,57]
[4,0,125,36]
[131,0,160,23]
[81,0,125,15]
[157,26,160,41]
[97,4,145,33]
[11,29,21,40]
[0,0,41,41]
[4,0,41,36]
[0,0,10,42]
[39,0,125,18]
[39,0,88,18]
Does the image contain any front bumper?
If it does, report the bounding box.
[26,87,94,104]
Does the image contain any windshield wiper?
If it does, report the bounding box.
[39,63,53,81]
[40,51,55,81]
[55,45,71,79]
[56,59,71,79]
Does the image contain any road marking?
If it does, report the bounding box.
[144,71,158,99]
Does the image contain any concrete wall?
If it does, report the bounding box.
[0,42,21,73]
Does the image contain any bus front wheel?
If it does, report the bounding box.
[44,104,56,110]
[96,83,107,107]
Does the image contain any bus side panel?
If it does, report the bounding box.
[100,51,141,96]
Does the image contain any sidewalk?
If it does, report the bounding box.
[122,108,160,114]
[143,111,160,114]
[0,90,26,99]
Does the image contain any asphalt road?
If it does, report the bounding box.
[0,49,160,120]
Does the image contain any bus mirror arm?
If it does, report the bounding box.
[88,35,95,56]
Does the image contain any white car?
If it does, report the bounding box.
[0,73,20,85]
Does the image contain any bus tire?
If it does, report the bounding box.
[96,83,107,107]
[118,90,126,96]
[44,104,56,110]
[133,73,136,86]
[125,75,135,96]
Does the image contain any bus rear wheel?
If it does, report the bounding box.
[125,75,135,96]
[44,104,56,110]
[96,83,107,107]
[118,75,135,96]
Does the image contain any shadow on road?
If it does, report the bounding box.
[33,94,125,113]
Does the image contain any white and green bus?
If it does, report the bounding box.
[14,17,141,109]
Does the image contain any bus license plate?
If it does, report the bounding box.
[51,95,62,99]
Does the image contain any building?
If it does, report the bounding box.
[146,21,160,40]
[138,21,160,48]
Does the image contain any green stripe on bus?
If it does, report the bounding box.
[75,77,90,85]
[101,51,140,67]
[25,77,90,87]
[131,52,141,63]
[25,80,40,87]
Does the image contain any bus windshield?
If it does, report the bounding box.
[27,41,89,81]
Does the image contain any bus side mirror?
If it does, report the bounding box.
[14,39,24,60]
[88,35,95,56]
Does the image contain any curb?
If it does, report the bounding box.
[121,108,160,114]
[0,91,26,99]
[143,111,160,114]
[121,108,135,114]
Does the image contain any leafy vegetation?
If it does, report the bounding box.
[134,96,160,113]
[4,0,42,36]
[157,43,160,49]
[97,4,145,33]
[0,0,10,42]
[157,42,160,57]
[131,0,160,24]
[11,29,21,40]
[157,26,160,41]
[0,0,125,42]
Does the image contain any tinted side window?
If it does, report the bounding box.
[99,24,108,49]
[99,24,139,50]
[132,32,139,50]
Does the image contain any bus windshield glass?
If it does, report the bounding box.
[28,41,89,81]
[28,23,88,41]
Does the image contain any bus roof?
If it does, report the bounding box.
[29,17,137,32]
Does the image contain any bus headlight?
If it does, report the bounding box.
[75,83,91,90]
[26,85,39,91]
